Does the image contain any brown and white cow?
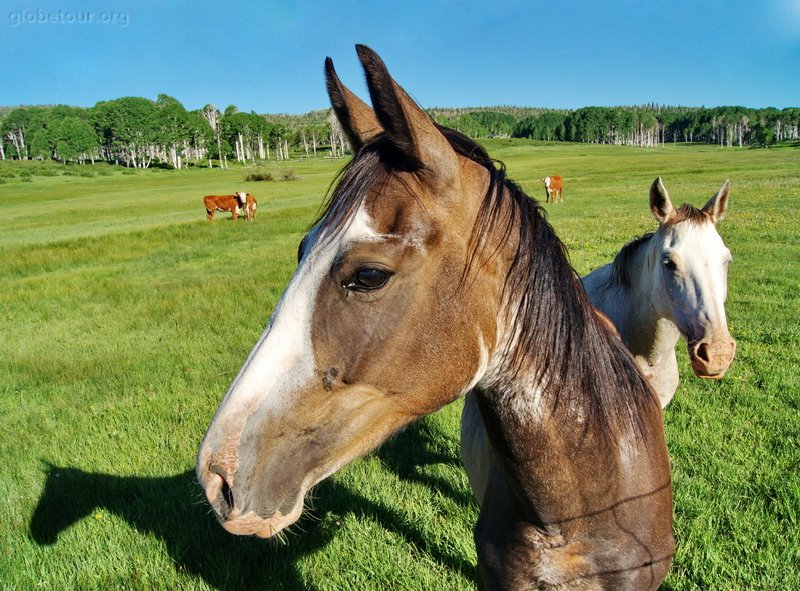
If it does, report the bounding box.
[203,192,255,221]
[243,192,257,221]
[542,174,563,203]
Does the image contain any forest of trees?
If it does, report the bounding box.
[1,98,797,167]
[435,105,800,147]
[0,97,342,168]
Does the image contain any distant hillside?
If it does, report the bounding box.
[428,105,569,120]
[261,106,568,129]
[264,109,330,127]
[0,106,18,121]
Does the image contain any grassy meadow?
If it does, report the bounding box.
[1,142,798,590]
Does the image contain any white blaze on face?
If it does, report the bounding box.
[544,176,551,189]
[661,221,731,339]
[206,203,378,439]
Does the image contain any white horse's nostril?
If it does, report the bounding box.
[694,342,711,364]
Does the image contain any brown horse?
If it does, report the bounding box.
[196,46,674,590]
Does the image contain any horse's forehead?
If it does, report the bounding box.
[320,201,380,253]
[664,220,726,254]
[362,174,437,237]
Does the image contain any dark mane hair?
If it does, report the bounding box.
[453,130,654,438]
[668,203,712,226]
[315,125,655,438]
[610,233,655,290]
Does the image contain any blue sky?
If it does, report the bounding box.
[1,0,798,114]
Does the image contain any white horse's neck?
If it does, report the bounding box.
[582,239,681,406]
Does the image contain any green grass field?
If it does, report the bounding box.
[1,142,798,590]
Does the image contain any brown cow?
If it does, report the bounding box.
[542,174,563,203]
[203,192,254,221]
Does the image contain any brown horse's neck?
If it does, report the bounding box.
[472,353,674,590]
[468,192,674,589]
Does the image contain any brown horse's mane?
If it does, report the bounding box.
[455,129,654,439]
[314,126,655,438]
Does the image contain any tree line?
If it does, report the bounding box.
[2,98,798,166]
[434,105,800,147]
[0,97,342,167]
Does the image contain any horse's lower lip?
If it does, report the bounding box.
[219,509,292,538]
[693,367,725,380]
[215,496,306,538]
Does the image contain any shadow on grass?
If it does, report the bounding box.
[29,420,476,590]
[376,418,475,507]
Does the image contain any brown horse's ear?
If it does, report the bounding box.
[355,44,458,180]
[649,177,675,224]
[702,179,730,224]
[325,57,382,151]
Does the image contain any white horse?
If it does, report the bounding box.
[583,177,736,405]
[462,177,736,504]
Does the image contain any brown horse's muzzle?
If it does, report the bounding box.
[689,337,737,379]
[197,446,306,539]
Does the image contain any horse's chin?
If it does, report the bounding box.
[690,364,727,380]
[695,372,725,380]
[219,501,304,538]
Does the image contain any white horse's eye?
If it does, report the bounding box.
[663,257,677,270]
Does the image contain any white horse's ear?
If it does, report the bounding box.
[703,179,730,224]
[649,177,675,224]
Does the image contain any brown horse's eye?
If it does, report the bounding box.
[345,268,392,292]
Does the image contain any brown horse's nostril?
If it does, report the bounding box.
[208,466,236,518]
[221,478,235,513]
